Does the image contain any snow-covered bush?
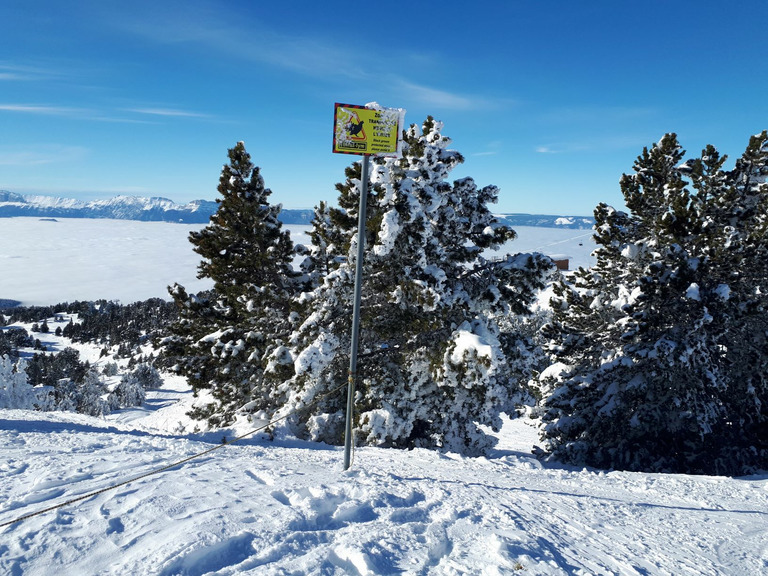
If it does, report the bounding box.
[106,363,160,410]
[111,373,146,408]
[53,369,111,417]
[0,355,44,410]
[102,361,118,376]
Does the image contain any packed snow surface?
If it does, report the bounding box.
[1,374,766,575]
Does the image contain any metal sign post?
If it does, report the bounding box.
[343,154,369,471]
[332,102,404,470]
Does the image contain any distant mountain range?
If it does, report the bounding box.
[0,191,314,225]
[0,191,593,229]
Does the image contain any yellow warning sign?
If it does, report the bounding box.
[333,103,405,157]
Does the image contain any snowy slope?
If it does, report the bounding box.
[1,374,766,575]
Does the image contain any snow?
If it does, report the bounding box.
[0,218,211,306]
[1,218,590,307]
[2,218,766,574]
[539,362,571,382]
[715,283,731,301]
[451,322,493,363]
[1,374,766,575]
[0,218,313,307]
[483,227,595,271]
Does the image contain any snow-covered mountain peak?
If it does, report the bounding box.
[0,192,594,227]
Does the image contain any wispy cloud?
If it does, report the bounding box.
[470,140,504,157]
[535,133,654,155]
[112,5,362,81]
[0,145,89,166]
[125,107,209,118]
[0,104,84,116]
[107,4,482,96]
[0,63,65,82]
[99,4,512,116]
[0,102,203,124]
[394,81,475,110]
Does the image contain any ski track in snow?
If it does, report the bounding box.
[1,377,766,576]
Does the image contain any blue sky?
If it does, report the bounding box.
[2,1,766,215]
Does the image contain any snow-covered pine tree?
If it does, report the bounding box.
[539,132,768,474]
[165,142,297,427]
[281,114,552,455]
[78,368,110,417]
[694,131,768,470]
[110,372,146,408]
[295,200,348,291]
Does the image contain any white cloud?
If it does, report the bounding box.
[0,145,89,166]
[125,107,209,118]
[111,5,362,81]
[470,140,503,157]
[0,103,162,124]
[0,63,65,82]
[0,104,83,116]
[395,81,476,110]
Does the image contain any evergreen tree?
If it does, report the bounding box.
[165,142,298,426]
[130,363,163,390]
[539,132,768,474]
[102,362,119,377]
[77,369,110,416]
[296,201,348,289]
[282,115,552,455]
